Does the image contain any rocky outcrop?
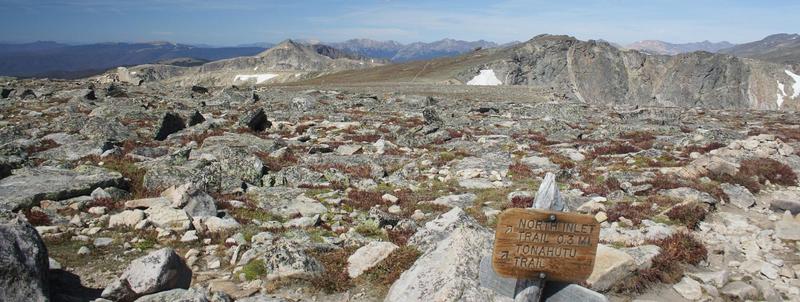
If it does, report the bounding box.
[0,165,124,210]
[456,35,800,110]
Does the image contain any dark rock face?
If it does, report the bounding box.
[20,89,37,99]
[1,88,12,98]
[191,85,209,94]
[84,89,96,100]
[188,110,205,126]
[470,107,499,114]
[239,108,271,132]
[154,112,186,141]
[106,84,127,98]
[0,217,50,302]
[49,269,103,302]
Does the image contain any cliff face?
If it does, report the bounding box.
[460,35,800,110]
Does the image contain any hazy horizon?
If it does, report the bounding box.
[1,0,798,46]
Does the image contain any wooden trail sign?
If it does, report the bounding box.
[492,208,600,283]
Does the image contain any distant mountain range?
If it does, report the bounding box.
[719,33,800,67]
[325,38,499,62]
[626,40,736,55]
[0,38,503,78]
[0,41,266,78]
[3,34,800,79]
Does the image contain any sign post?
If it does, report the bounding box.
[487,173,600,302]
[492,209,600,283]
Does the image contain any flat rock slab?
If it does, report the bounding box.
[0,165,124,210]
[347,241,399,278]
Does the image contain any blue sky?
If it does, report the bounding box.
[1,0,797,45]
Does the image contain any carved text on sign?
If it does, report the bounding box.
[491,208,600,282]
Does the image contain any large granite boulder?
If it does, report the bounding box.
[0,215,50,302]
[385,208,504,302]
[102,248,192,302]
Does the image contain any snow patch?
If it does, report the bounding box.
[777,81,787,107]
[467,69,502,86]
[233,73,278,84]
[785,70,800,98]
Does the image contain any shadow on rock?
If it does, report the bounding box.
[50,269,103,302]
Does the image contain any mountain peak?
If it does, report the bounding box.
[274,39,304,48]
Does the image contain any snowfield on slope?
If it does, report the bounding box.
[777,81,787,107]
[467,69,502,86]
[234,73,278,84]
[785,70,800,98]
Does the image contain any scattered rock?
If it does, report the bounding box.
[144,206,192,232]
[239,108,271,132]
[586,244,636,291]
[194,216,240,234]
[161,183,217,217]
[775,212,800,240]
[429,193,477,208]
[102,248,192,301]
[760,190,800,214]
[621,245,661,270]
[188,111,206,126]
[687,270,729,288]
[125,197,171,209]
[260,241,323,280]
[672,276,703,300]
[545,284,608,302]
[191,85,209,94]
[93,237,114,247]
[720,281,757,300]
[659,187,717,205]
[347,241,399,278]
[154,112,186,141]
[78,246,91,255]
[720,183,755,209]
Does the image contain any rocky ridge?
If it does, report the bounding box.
[456,35,800,110]
[104,40,382,87]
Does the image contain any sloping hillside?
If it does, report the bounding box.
[720,33,800,67]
